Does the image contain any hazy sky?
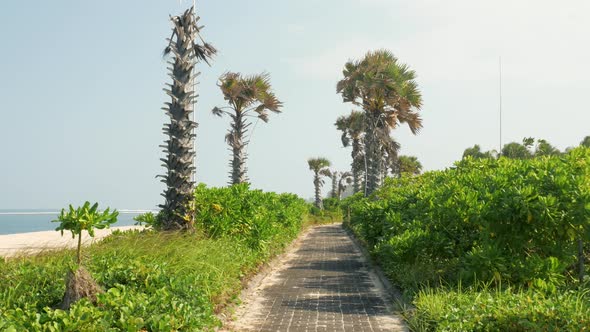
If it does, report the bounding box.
[1,0,589,209]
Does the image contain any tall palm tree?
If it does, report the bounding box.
[159,7,216,230]
[212,72,282,185]
[335,111,365,194]
[337,49,423,195]
[307,158,331,209]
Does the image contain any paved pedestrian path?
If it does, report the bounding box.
[230,223,406,332]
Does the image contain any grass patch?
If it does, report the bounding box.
[0,229,301,331]
[405,285,590,331]
[305,210,343,224]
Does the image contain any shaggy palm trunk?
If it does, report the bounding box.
[364,112,382,196]
[351,138,363,193]
[330,173,339,198]
[313,172,323,209]
[228,112,249,185]
[381,154,389,183]
[159,11,198,230]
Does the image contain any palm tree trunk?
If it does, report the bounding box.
[313,172,323,209]
[159,10,198,230]
[381,154,388,183]
[229,112,248,185]
[331,173,338,198]
[368,145,383,194]
[352,138,363,194]
[364,113,382,196]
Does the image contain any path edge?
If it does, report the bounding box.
[216,222,324,331]
[342,222,410,312]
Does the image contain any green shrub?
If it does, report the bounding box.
[191,183,308,252]
[307,203,343,224]
[53,202,118,265]
[346,147,590,290]
[321,197,341,212]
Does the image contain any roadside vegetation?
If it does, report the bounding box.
[0,185,317,331]
[341,146,590,331]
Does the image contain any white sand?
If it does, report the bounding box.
[0,226,145,258]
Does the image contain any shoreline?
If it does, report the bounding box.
[0,226,145,258]
[0,210,156,216]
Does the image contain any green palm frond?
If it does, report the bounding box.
[307,157,331,172]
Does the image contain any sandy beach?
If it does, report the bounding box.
[0,226,145,258]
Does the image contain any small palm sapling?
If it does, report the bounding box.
[52,202,118,309]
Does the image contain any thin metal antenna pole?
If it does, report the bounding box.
[499,56,503,154]
[179,0,198,182]
[192,3,196,184]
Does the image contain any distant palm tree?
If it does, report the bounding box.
[335,111,365,194]
[501,141,533,159]
[463,144,494,159]
[535,139,560,157]
[159,7,216,230]
[326,170,351,199]
[325,170,340,199]
[337,49,423,195]
[212,72,282,185]
[307,158,331,209]
[394,155,423,176]
[337,171,353,199]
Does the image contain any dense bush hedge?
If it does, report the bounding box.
[0,184,309,331]
[345,147,590,290]
[343,147,590,330]
[192,183,308,253]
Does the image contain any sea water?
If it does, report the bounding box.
[0,209,155,235]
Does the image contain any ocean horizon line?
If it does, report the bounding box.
[0,209,158,216]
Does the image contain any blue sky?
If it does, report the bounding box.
[1,0,589,209]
